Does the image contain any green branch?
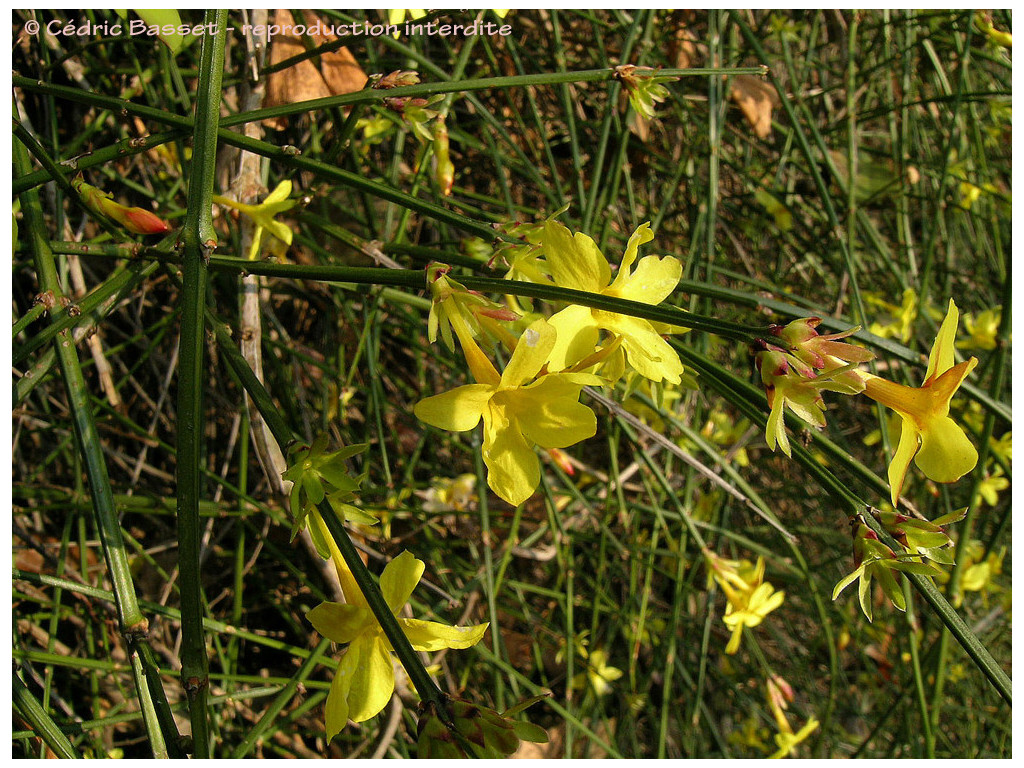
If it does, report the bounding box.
[174,10,228,758]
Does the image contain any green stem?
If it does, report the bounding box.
[175,10,227,758]
[16,130,176,756]
[230,638,335,758]
[13,673,80,759]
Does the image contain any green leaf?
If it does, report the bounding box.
[132,9,185,54]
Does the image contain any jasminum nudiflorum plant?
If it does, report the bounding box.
[13,10,1009,759]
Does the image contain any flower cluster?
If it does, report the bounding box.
[374,69,457,196]
[415,216,687,506]
[754,317,871,457]
[753,301,980,510]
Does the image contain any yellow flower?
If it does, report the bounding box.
[418,473,478,513]
[769,717,819,759]
[572,648,623,696]
[415,319,601,506]
[990,431,1012,465]
[306,541,488,740]
[765,675,818,758]
[958,306,1003,351]
[866,288,918,343]
[860,299,979,507]
[957,542,1005,607]
[976,467,1009,507]
[707,553,785,654]
[212,180,296,261]
[540,220,685,384]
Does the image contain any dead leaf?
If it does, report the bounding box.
[729,74,780,139]
[667,10,700,69]
[263,10,367,130]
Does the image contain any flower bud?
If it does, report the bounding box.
[432,119,454,197]
[73,177,170,235]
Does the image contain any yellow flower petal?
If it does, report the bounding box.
[306,602,372,644]
[725,623,745,654]
[925,298,959,382]
[325,658,353,739]
[608,222,654,291]
[264,218,294,247]
[264,180,292,204]
[482,401,540,506]
[414,384,493,431]
[546,304,601,372]
[512,377,597,448]
[344,634,395,723]
[916,414,979,483]
[398,618,489,651]
[500,319,556,389]
[610,253,681,305]
[542,221,612,293]
[379,550,424,615]
[888,417,919,506]
[598,312,684,384]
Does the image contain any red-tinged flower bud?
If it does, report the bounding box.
[755,348,791,382]
[427,262,452,282]
[372,70,420,89]
[115,204,171,235]
[73,176,170,235]
[546,447,574,476]
[475,306,520,323]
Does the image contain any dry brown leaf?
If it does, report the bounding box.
[667,10,700,69]
[263,9,367,130]
[730,74,780,139]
